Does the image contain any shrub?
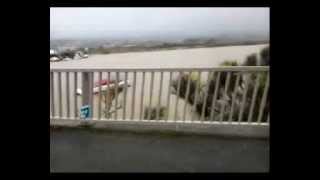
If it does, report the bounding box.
[220,60,239,66]
[218,60,242,93]
[241,72,269,122]
[144,106,167,120]
[260,46,269,66]
[170,56,269,122]
[171,73,201,105]
[171,65,244,120]
[243,54,258,66]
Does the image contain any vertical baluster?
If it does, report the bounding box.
[166,72,173,121]
[114,72,119,120]
[156,72,164,120]
[66,72,70,118]
[220,72,231,122]
[105,72,111,119]
[148,71,155,120]
[74,72,78,118]
[248,73,261,122]
[139,72,146,120]
[258,73,269,123]
[183,71,191,121]
[192,71,201,121]
[228,73,241,122]
[174,71,182,121]
[98,72,102,120]
[200,71,212,121]
[50,72,55,117]
[238,73,250,122]
[131,71,137,120]
[209,72,221,121]
[123,72,128,120]
[90,72,94,119]
[58,72,62,118]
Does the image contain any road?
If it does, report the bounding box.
[50,128,269,172]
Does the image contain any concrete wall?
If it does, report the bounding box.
[50,119,269,139]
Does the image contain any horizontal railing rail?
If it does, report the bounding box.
[50,66,269,72]
[50,66,269,126]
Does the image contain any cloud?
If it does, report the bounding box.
[50,8,269,39]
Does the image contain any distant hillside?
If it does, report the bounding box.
[50,35,269,54]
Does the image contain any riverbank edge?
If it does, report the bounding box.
[88,42,269,56]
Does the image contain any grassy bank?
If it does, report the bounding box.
[88,41,269,55]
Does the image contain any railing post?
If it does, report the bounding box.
[82,72,93,119]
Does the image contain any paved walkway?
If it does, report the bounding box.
[50,128,269,172]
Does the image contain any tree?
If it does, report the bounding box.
[243,54,258,66]
[260,46,269,66]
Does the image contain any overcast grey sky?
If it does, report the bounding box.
[50,8,269,40]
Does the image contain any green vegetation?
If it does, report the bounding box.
[243,54,258,66]
[172,73,201,105]
[260,46,270,66]
[144,106,168,120]
[170,46,269,122]
[89,47,110,54]
[220,60,239,66]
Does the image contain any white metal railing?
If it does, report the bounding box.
[50,66,269,126]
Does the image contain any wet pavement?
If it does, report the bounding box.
[50,128,269,172]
